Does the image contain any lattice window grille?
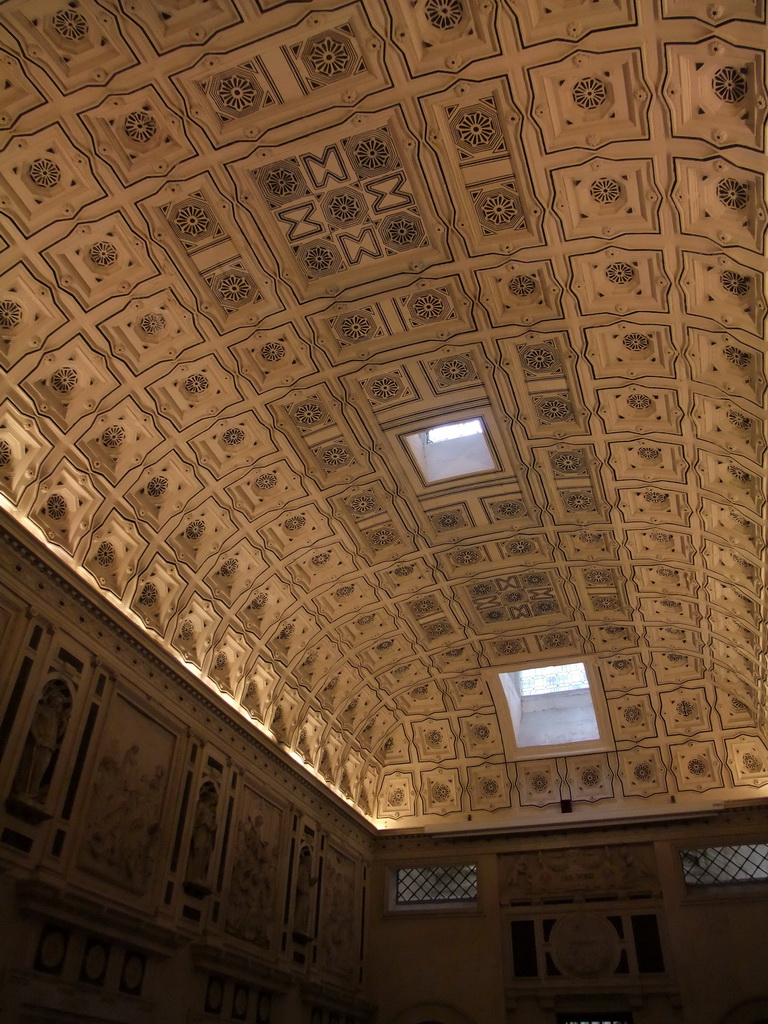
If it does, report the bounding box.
[680,843,768,885]
[395,864,477,904]
[557,1017,633,1024]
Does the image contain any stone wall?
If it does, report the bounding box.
[0,526,374,1024]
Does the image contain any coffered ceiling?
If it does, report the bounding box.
[0,0,766,830]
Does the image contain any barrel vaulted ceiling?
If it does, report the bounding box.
[1,0,767,830]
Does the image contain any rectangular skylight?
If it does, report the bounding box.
[499,661,601,749]
[517,662,590,696]
[404,418,496,483]
[427,419,483,443]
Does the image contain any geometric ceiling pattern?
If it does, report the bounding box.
[1,0,766,830]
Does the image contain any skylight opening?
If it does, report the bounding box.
[427,419,483,444]
[517,662,589,697]
[499,661,602,751]
[404,418,496,483]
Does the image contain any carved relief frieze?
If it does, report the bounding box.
[224,785,283,948]
[501,842,658,902]
[76,693,177,897]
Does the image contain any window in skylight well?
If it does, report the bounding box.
[404,418,496,483]
[500,661,601,749]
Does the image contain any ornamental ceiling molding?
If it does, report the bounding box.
[0,0,766,831]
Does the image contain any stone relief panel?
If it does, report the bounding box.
[224,785,283,949]
[500,843,659,903]
[318,843,359,975]
[77,694,177,897]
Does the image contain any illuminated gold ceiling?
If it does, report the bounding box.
[1,0,767,830]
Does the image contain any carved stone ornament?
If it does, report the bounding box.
[550,912,621,977]
[500,843,658,901]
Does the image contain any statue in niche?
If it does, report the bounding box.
[184,779,219,897]
[292,842,319,941]
[225,810,275,947]
[83,742,165,895]
[8,679,72,822]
